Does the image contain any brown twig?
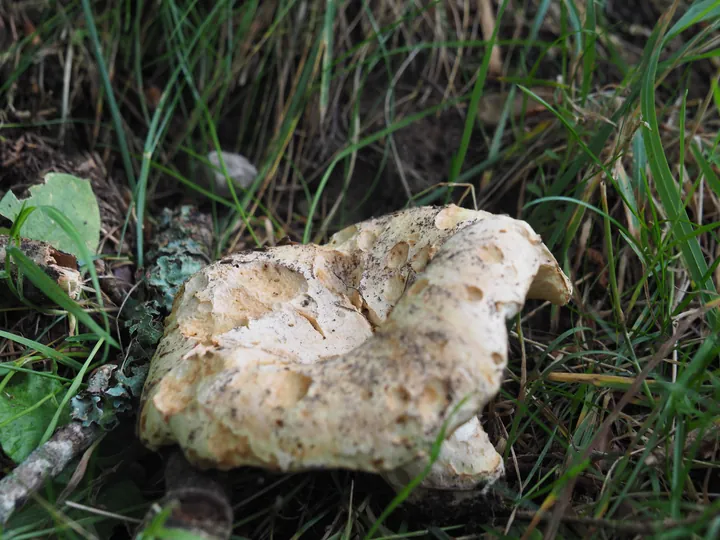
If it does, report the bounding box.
[135,450,233,540]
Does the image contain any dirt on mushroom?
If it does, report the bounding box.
[138,204,572,497]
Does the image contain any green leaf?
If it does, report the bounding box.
[0,374,70,463]
[0,173,101,260]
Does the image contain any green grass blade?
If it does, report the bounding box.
[0,365,74,382]
[640,18,719,329]
[690,142,720,198]
[0,330,83,371]
[81,0,136,190]
[6,247,119,348]
[447,0,509,186]
[320,0,336,125]
[666,0,720,41]
[38,339,104,447]
[580,2,597,104]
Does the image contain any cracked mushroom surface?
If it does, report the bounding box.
[138,205,572,489]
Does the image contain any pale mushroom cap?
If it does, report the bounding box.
[138,205,572,479]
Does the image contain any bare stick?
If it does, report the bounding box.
[0,423,99,524]
[135,450,233,540]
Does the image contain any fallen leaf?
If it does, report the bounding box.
[0,374,70,463]
[0,173,101,261]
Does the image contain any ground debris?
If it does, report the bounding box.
[0,235,81,303]
[0,205,214,527]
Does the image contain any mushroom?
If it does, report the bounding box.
[138,205,572,498]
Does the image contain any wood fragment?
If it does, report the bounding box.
[135,450,233,540]
[0,235,81,303]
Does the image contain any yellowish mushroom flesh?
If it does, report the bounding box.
[138,205,572,493]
